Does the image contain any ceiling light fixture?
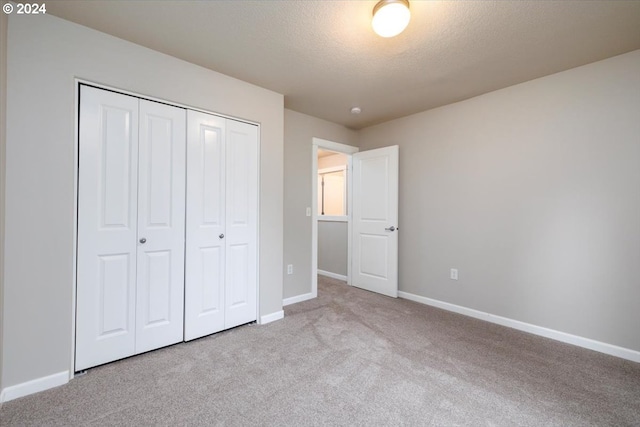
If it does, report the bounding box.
[372,0,411,38]
[350,107,362,115]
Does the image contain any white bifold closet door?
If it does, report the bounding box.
[135,99,186,354]
[184,110,258,341]
[76,86,186,371]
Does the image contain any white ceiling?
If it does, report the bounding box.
[46,1,640,130]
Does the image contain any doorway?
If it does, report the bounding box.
[310,138,358,298]
[317,149,348,281]
[311,138,400,300]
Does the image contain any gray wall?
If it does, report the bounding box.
[318,221,348,277]
[358,50,640,352]
[283,109,357,299]
[3,13,283,390]
[0,11,7,392]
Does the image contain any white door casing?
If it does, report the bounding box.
[185,111,227,340]
[135,99,186,353]
[351,145,399,298]
[224,119,258,329]
[76,86,139,370]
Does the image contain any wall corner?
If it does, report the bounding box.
[0,11,9,393]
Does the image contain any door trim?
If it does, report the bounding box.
[310,138,358,299]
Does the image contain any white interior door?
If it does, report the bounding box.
[224,119,258,329]
[351,145,399,298]
[135,100,186,353]
[76,86,139,370]
[184,111,227,340]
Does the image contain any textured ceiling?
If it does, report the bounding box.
[46,1,640,129]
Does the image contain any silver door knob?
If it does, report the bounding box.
[139,238,147,244]
[219,234,225,239]
[385,226,396,232]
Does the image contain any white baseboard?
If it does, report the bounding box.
[398,291,640,363]
[283,292,315,306]
[0,370,69,403]
[318,270,347,281]
[259,310,284,325]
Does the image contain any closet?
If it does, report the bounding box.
[75,85,258,371]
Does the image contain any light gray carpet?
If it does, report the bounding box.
[1,276,639,426]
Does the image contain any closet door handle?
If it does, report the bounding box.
[139,238,147,244]
[219,234,225,239]
[385,226,396,232]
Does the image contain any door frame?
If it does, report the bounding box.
[71,79,261,376]
[311,138,358,298]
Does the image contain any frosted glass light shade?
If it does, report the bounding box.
[372,0,411,38]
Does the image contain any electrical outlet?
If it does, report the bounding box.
[287,264,293,275]
[450,268,458,280]
[306,207,311,217]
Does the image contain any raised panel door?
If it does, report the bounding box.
[76,86,139,370]
[184,110,226,340]
[352,146,399,298]
[135,100,186,353]
[224,119,258,329]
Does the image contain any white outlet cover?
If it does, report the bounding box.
[450,268,458,280]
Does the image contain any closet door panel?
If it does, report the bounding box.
[76,86,139,371]
[200,246,223,312]
[135,100,186,354]
[227,243,249,308]
[185,110,226,340]
[224,120,258,329]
